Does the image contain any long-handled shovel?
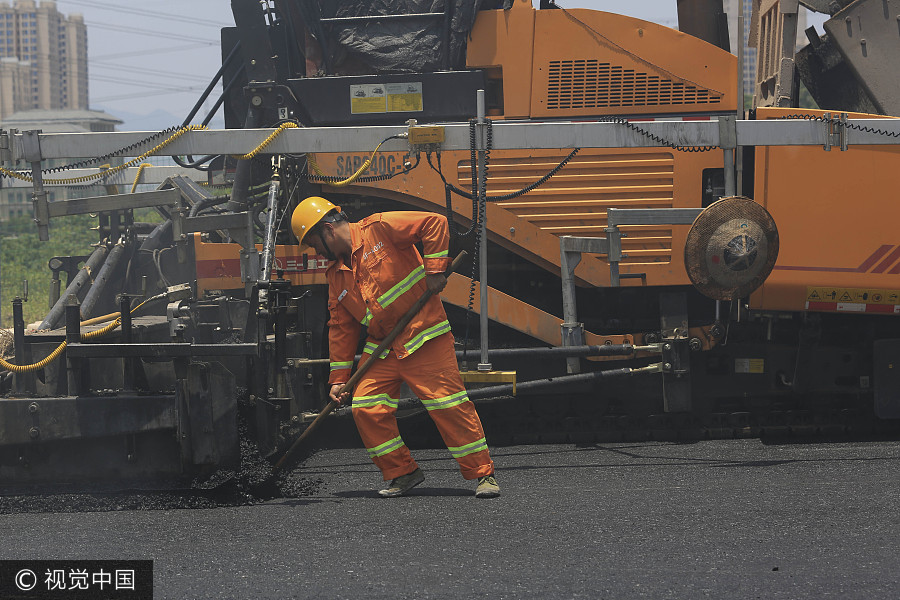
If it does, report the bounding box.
[272,250,467,473]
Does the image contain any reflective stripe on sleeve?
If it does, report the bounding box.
[352,393,399,409]
[361,309,373,326]
[448,437,488,459]
[366,435,406,458]
[403,320,451,355]
[419,390,470,412]
[330,361,353,372]
[424,250,449,259]
[376,265,425,308]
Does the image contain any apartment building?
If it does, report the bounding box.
[0,0,88,120]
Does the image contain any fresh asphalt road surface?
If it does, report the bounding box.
[2,437,899,599]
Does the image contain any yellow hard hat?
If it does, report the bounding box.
[291,196,340,247]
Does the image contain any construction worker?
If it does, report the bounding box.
[291,196,500,498]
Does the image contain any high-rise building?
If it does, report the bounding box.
[722,0,757,102]
[0,0,88,120]
[722,0,807,105]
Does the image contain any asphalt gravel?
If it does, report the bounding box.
[2,436,899,599]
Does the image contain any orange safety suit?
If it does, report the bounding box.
[325,211,494,481]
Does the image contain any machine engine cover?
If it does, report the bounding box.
[684,196,779,300]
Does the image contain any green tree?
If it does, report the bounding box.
[0,213,99,327]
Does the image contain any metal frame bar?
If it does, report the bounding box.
[180,212,249,234]
[22,130,50,240]
[46,189,180,218]
[65,342,258,358]
[6,119,900,162]
[606,208,703,286]
[476,90,491,372]
[559,236,609,375]
[558,208,706,374]
[606,208,704,227]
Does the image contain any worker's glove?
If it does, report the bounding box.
[425,273,447,294]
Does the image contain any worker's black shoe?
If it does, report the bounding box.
[378,468,425,498]
[475,473,500,498]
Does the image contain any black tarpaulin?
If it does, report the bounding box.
[293,0,504,74]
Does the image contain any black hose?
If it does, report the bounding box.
[229,106,262,210]
[38,245,109,330]
[202,67,244,127]
[129,222,165,235]
[80,242,127,319]
[180,42,241,128]
[189,195,230,217]
[174,65,246,170]
[138,220,173,253]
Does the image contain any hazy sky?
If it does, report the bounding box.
[50,0,822,129]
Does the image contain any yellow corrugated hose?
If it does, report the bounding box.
[130,163,152,193]
[233,121,299,160]
[307,139,388,187]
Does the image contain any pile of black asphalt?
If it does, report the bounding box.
[0,402,447,513]
[0,420,339,515]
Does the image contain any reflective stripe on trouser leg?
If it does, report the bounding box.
[401,332,494,480]
[352,353,419,481]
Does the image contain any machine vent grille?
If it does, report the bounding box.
[546,59,723,109]
[456,151,677,267]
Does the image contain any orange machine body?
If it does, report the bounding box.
[752,107,900,314]
[313,2,738,293]
[194,235,327,297]
[296,2,738,344]
[467,3,737,120]
[196,3,900,331]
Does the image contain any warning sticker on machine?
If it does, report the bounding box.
[735,358,765,374]
[350,84,387,114]
[350,82,423,114]
[386,82,423,112]
[805,287,900,313]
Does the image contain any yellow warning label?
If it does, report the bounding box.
[351,96,387,114]
[387,93,422,112]
[350,84,387,114]
[735,358,765,374]
[806,287,900,305]
[386,82,423,113]
[350,82,423,114]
